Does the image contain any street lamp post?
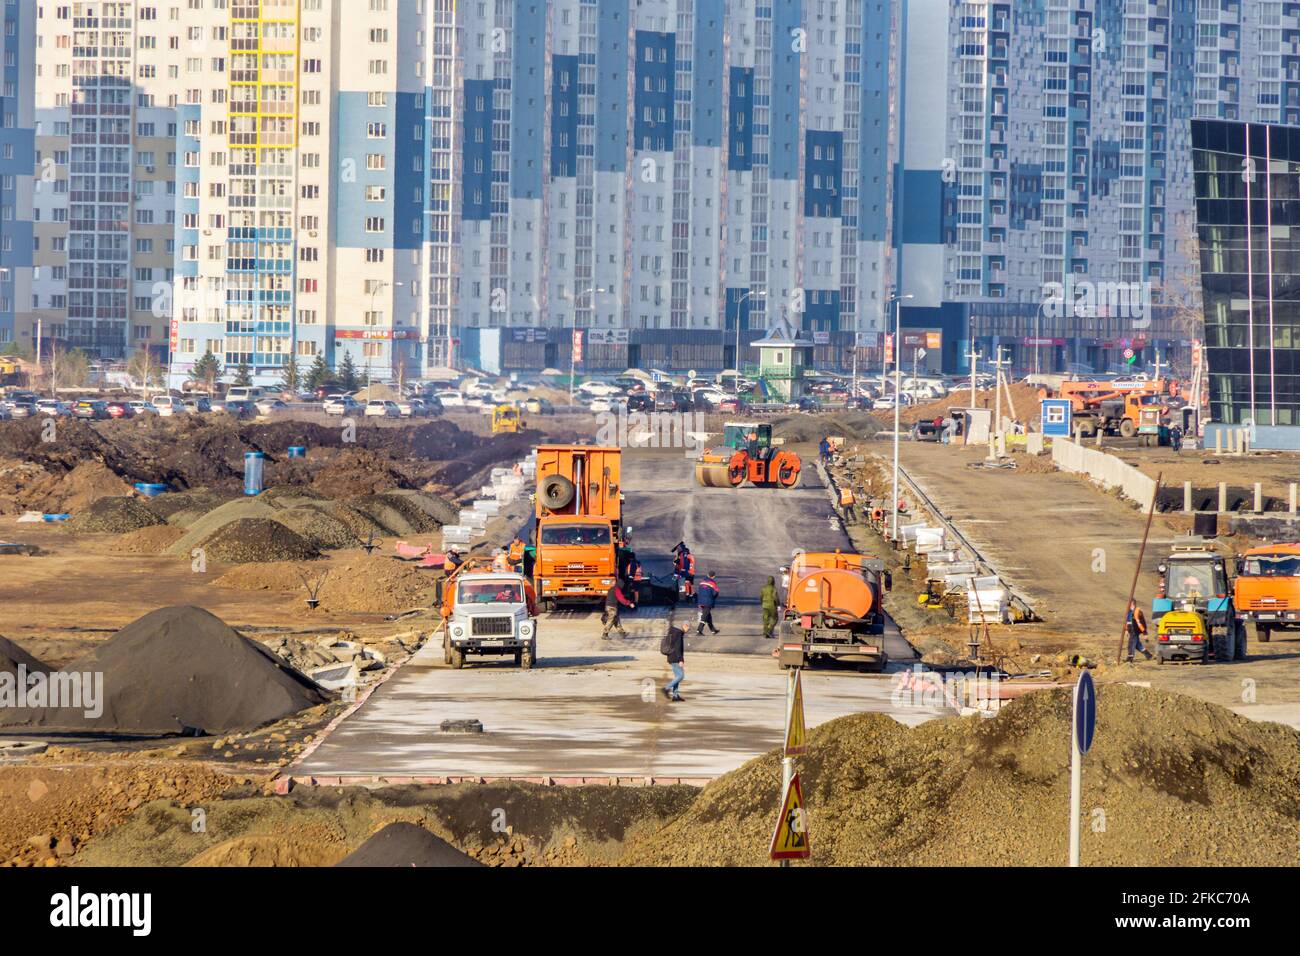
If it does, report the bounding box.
[732,288,767,384]
[572,287,607,406]
[889,292,914,542]
[366,280,403,400]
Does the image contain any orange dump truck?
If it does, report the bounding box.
[533,445,624,609]
[776,551,892,670]
[1234,544,1300,642]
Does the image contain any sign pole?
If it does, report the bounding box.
[781,666,795,868]
[1069,712,1082,867]
[1069,670,1096,867]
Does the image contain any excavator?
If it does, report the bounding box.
[695,421,802,489]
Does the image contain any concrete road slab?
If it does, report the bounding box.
[293,637,947,780]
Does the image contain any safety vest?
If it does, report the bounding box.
[840,488,856,507]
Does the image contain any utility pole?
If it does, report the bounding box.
[967,342,980,409]
[989,347,1010,461]
[889,293,913,542]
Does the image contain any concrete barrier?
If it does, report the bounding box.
[1051,438,1157,510]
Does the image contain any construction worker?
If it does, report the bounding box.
[1124,601,1153,662]
[760,576,779,640]
[696,573,720,635]
[839,485,858,524]
[672,542,696,598]
[602,579,636,639]
[819,436,833,464]
[446,547,465,570]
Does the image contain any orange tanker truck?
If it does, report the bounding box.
[775,550,892,670]
[1234,543,1300,643]
[532,445,624,610]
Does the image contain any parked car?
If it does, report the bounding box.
[314,386,347,401]
[105,401,136,419]
[73,400,110,420]
[323,395,360,416]
[787,396,822,413]
[182,397,212,414]
[35,399,73,418]
[625,392,654,413]
[255,398,288,416]
[523,397,554,415]
[127,401,158,416]
[578,380,622,398]
[364,399,400,418]
[151,396,185,417]
[717,397,747,415]
[215,399,256,419]
[396,397,429,418]
[435,388,465,408]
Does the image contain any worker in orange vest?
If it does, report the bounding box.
[672,542,696,598]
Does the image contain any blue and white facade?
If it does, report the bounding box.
[0,0,34,350]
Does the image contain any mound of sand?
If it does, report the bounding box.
[273,506,361,551]
[0,636,49,677]
[0,459,132,516]
[199,518,320,564]
[620,684,1300,867]
[900,382,1044,426]
[0,606,330,736]
[110,524,188,555]
[67,496,164,534]
[213,553,436,613]
[336,822,483,867]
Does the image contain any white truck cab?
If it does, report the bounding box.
[440,568,539,669]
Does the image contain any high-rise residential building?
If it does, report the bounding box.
[0,0,35,351]
[1191,118,1300,448]
[170,0,428,388]
[895,0,1299,376]
[31,0,182,363]
[448,0,900,375]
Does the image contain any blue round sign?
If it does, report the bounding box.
[1074,670,1096,755]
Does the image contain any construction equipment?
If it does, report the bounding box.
[492,403,526,435]
[1044,379,1179,439]
[1152,537,1243,662]
[437,557,539,669]
[776,551,892,671]
[1136,405,1171,447]
[532,445,623,609]
[695,421,801,488]
[1233,543,1300,643]
[1154,608,1210,665]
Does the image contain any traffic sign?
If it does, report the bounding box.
[1041,398,1072,438]
[769,772,811,861]
[1074,670,1096,755]
[784,669,807,756]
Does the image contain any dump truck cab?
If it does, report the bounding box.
[1234,543,1300,643]
[776,551,891,671]
[533,445,623,608]
[1153,538,1242,661]
[492,403,525,434]
[439,560,539,669]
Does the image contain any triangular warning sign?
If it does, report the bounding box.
[784,669,807,756]
[769,773,811,861]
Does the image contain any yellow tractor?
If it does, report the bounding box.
[492,404,526,435]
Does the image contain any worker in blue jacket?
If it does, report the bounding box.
[696,573,720,636]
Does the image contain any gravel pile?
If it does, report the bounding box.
[67,496,165,534]
[0,606,331,736]
[0,635,49,677]
[199,518,320,564]
[109,524,188,555]
[336,823,482,867]
[620,683,1300,867]
[274,506,361,551]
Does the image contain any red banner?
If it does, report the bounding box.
[572,330,584,365]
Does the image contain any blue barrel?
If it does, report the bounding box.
[287,446,307,458]
[243,452,266,496]
[134,483,169,498]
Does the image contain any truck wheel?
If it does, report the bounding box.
[1078,420,1096,438]
[1235,623,1248,661]
[1212,628,1234,663]
[521,643,536,670]
[442,633,452,665]
[1256,624,1272,643]
[1119,419,1136,439]
[449,647,466,670]
[513,650,523,667]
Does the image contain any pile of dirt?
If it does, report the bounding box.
[335,822,482,867]
[0,635,49,677]
[0,606,331,736]
[109,524,188,555]
[351,491,445,536]
[620,684,1300,866]
[309,448,407,498]
[199,518,320,564]
[769,411,886,444]
[273,506,361,551]
[213,554,435,613]
[66,496,164,534]
[0,458,132,516]
[166,498,279,554]
[900,382,1044,426]
[150,488,240,523]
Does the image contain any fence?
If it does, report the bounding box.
[1050,438,1158,511]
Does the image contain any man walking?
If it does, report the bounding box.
[696,572,720,635]
[602,579,636,639]
[760,575,779,640]
[1124,601,1153,662]
[660,624,686,702]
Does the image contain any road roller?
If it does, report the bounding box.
[695,421,801,489]
[776,550,892,670]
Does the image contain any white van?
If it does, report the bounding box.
[225,386,265,403]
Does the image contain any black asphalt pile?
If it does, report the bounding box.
[0,606,330,736]
[67,496,165,534]
[620,684,1300,867]
[273,506,360,551]
[199,518,320,564]
[335,823,483,868]
[351,491,445,536]
[0,636,49,677]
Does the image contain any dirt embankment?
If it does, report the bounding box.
[620,683,1300,866]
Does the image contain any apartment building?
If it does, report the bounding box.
[0,0,35,352]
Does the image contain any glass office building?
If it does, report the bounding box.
[1193,119,1300,436]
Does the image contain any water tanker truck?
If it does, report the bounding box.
[776,551,892,670]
